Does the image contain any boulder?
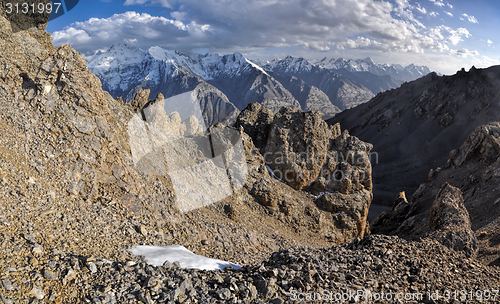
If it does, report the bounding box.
[316,189,371,238]
[129,88,150,113]
[427,183,477,258]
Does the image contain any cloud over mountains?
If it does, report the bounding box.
[53,0,473,56]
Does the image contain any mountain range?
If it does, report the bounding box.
[88,45,434,126]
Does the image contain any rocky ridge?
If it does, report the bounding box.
[372,122,500,266]
[311,57,432,82]
[262,56,375,110]
[57,235,500,303]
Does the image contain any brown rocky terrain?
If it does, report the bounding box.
[236,103,374,240]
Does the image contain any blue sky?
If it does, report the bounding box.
[46,0,500,74]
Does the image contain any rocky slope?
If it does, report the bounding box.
[312,57,432,83]
[1,7,499,304]
[329,66,500,210]
[372,122,500,266]
[84,234,500,303]
[271,74,341,119]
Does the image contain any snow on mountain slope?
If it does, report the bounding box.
[148,46,210,80]
[263,56,314,74]
[312,57,432,82]
[197,52,270,79]
[263,56,375,110]
[87,44,149,92]
[88,45,272,97]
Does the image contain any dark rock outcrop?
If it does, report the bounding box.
[329,66,500,210]
[264,107,372,195]
[449,122,500,167]
[233,102,274,151]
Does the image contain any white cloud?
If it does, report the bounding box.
[446,2,453,8]
[461,13,478,24]
[429,0,445,7]
[450,48,479,58]
[439,26,471,45]
[415,3,427,14]
[52,12,212,54]
[445,11,453,17]
[429,11,439,17]
[487,39,493,47]
[52,28,92,44]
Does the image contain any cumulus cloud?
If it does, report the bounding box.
[52,11,213,55]
[461,13,478,23]
[52,0,475,59]
[445,11,453,17]
[429,11,439,17]
[414,3,427,14]
[487,39,493,47]
[439,26,471,45]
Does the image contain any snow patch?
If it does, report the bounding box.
[128,245,241,271]
[246,58,269,76]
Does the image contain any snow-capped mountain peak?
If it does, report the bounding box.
[87,44,147,75]
[263,56,314,73]
[88,45,272,96]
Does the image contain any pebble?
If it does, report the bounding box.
[88,262,97,273]
[30,286,45,300]
[1,279,14,291]
[43,268,59,280]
